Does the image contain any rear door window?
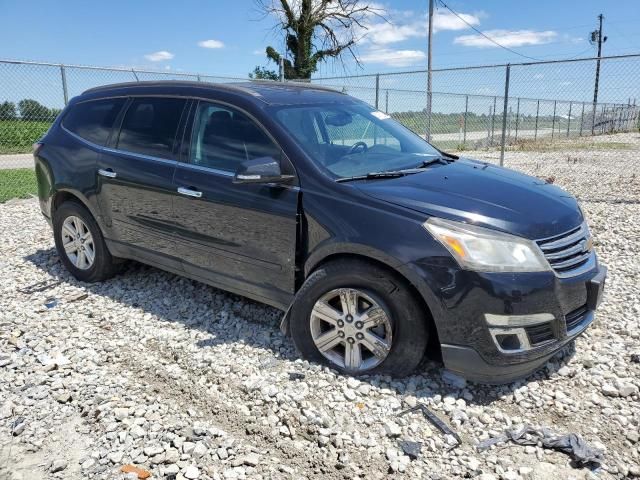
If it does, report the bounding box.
[63,98,126,146]
[117,97,187,159]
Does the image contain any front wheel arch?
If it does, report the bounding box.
[289,257,432,376]
[297,252,442,360]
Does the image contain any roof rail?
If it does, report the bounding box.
[247,79,343,94]
[81,80,265,98]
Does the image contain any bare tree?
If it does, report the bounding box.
[256,0,384,80]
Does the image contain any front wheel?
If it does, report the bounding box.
[290,260,429,377]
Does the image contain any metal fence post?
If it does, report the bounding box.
[579,102,585,136]
[566,102,572,137]
[534,100,540,141]
[385,90,389,113]
[197,74,202,82]
[514,97,520,142]
[375,74,380,110]
[463,95,468,144]
[131,69,140,81]
[551,100,557,140]
[617,104,623,131]
[499,64,510,166]
[60,65,69,105]
[491,96,497,144]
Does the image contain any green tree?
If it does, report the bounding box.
[248,66,280,81]
[0,101,17,120]
[18,99,53,121]
[257,0,383,80]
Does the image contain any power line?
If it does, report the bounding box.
[437,0,543,61]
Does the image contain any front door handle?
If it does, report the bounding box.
[98,168,117,178]
[177,187,203,198]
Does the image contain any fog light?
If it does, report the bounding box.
[489,327,530,353]
[495,333,522,351]
[485,313,554,327]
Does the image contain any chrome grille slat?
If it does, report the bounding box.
[544,242,585,260]
[538,224,586,251]
[536,222,593,277]
[549,251,592,269]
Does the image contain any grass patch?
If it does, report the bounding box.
[0,168,37,203]
[508,138,633,152]
[0,120,52,154]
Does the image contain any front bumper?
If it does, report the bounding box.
[403,256,607,384]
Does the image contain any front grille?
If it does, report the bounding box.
[565,304,588,332]
[525,323,555,346]
[536,223,592,275]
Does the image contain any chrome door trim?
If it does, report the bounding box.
[178,162,234,177]
[97,168,117,178]
[177,187,203,198]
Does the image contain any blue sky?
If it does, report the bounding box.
[1,0,639,77]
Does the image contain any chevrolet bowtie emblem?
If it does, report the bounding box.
[582,236,593,252]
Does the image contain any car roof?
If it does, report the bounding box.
[82,80,350,106]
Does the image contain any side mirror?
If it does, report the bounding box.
[233,157,295,185]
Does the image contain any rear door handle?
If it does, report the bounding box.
[98,168,117,178]
[177,187,203,198]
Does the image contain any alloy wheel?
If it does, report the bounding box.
[310,288,393,372]
[61,215,95,270]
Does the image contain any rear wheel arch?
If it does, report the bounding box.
[51,190,99,223]
[52,200,121,282]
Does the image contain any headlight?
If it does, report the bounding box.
[423,217,550,273]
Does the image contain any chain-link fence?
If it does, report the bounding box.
[311,54,640,160]
[1,55,639,202]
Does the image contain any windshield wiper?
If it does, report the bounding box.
[336,170,417,183]
[336,154,456,183]
[416,155,455,168]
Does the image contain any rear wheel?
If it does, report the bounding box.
[290,259,429,377]
[53,201,120,282]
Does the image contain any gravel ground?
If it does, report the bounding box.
[1,133,639,480]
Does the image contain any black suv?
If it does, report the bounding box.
[34,81,606,382]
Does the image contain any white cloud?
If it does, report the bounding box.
[360,48,426,67]
[144,50,174,62]
[198,39,225,49]
[253,48,265,55]
[366,22,422,45]
[362,9,481,45]
[454,30,557,48]
[432,11,480,33]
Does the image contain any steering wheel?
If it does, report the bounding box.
[348,141,368,155]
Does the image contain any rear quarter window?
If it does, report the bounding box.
[62,98,126,146]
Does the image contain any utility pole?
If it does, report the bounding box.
[426,0,434,142]
[591,14,607,104]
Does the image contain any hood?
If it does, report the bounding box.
[355,158,583,239]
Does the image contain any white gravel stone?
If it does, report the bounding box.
[183,465,200,479]
[383,420,402,437]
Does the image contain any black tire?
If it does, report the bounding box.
[53,200,120,282]
[290,259,429,377]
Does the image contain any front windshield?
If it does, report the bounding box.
[273,102,442,178]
